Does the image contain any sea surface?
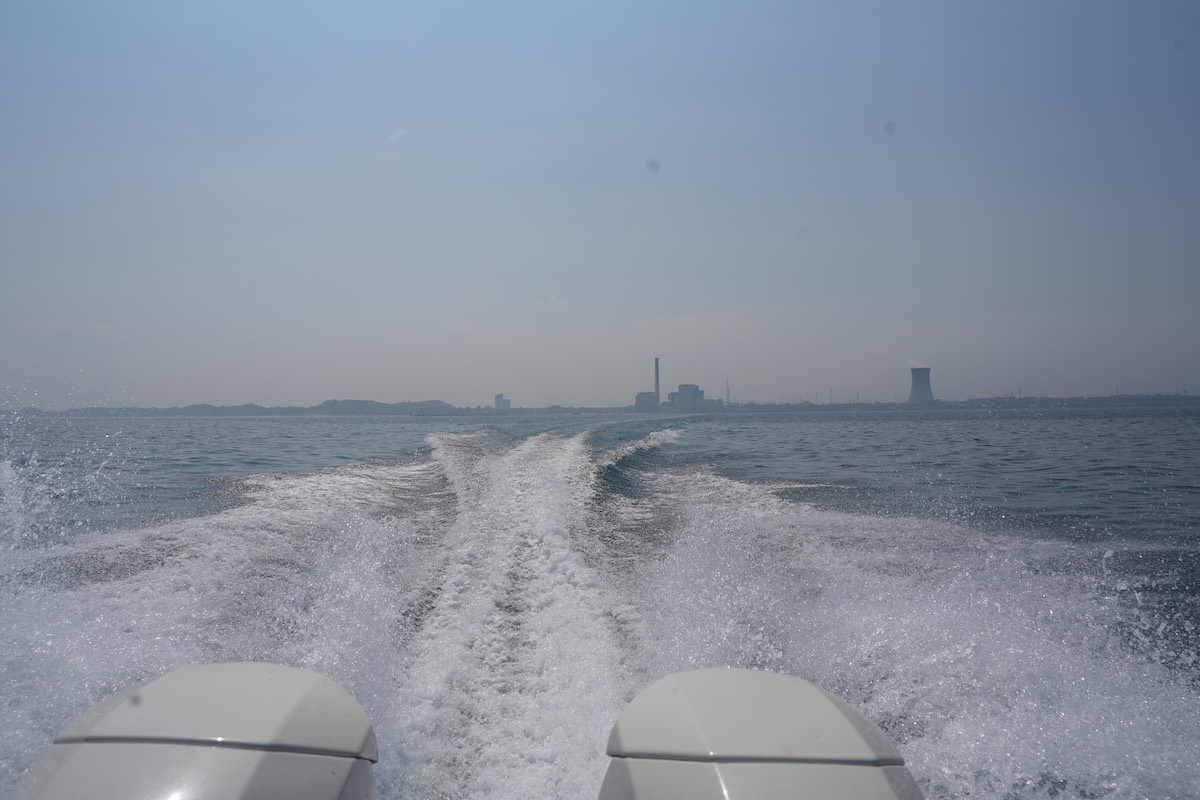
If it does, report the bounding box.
[2,408,1198,798]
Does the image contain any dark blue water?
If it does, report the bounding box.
[2,409,1198,798]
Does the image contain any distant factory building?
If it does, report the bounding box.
[494,393,511,411]
[908,368,935,404]
[665,384,724,412]
[634,392,659,412]
[632,357,723,412]
[670,384,704,412]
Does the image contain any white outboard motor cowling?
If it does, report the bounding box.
[11,662,378,800]
[14,664,920,800]
[599,668,924,800]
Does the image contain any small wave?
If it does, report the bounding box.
[595,428,681,471]
[590,428,683,503]
[770,481,851,490]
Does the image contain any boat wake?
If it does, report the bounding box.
[2,425,1199,799]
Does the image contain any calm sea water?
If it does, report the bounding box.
[2,409,1198,798]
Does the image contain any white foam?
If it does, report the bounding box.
[3,431,1197,800]
[386,432,627,799]
[623,467,1200,799]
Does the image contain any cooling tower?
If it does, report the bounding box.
[908,367,934,403]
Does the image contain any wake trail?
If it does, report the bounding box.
[386,432,627,800]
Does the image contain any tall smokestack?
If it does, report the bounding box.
[908,367,934,404]
[654,357,660,405]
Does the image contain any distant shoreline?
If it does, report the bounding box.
[6,393,1200,417]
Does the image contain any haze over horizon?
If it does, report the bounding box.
[4,2,1198,412]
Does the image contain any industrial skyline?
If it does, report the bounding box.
[623,358,1193,412]
[3,3,1197,411]
[10,352,1194,413]
[8,346,1193,413]
[638,358,940,412]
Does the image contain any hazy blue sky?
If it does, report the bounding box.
[3,1,1198,409]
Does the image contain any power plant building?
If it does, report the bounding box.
[633,357,723,412]
[908,368,935,404]
[634,392,659,412]
[669,384,705,412]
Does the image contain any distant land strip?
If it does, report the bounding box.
[8,394,1200,416]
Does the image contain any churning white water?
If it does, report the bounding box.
[2,415,1198,798]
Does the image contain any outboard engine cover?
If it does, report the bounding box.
[599,668,923,800]
[11,662,378,800]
